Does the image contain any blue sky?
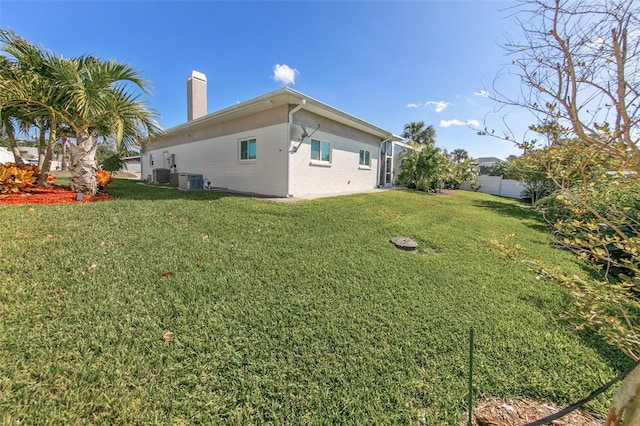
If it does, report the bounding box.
[0,0,535,160]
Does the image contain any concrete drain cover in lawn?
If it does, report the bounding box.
[390,236,418,251]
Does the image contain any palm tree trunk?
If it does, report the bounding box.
[37,124,46,170]
[61,137,68,170]
[9,142,22,165]
[39,127,57,185]
[2,118,23,165]
[69,130,98,195]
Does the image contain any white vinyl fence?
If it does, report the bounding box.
[460,175,527,199]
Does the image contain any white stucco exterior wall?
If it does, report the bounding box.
[142,122,289,197]
[288,130,380,197]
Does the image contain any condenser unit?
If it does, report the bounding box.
[152,168,170,183]
[178,173,204,191]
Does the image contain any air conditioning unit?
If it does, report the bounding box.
[152,168,170,183]
[178,173,204,191]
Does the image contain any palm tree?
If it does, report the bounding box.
[451,148,469,163]
[49,55,162,194]
[397,143,446,192]
[0,30,68,182]
[402,121,436,146]
[0,54,28,166]
[0,30,162,194]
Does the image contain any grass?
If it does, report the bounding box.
[0,180,633,424]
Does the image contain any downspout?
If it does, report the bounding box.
[286,99,306,197]
[378,135,393,188]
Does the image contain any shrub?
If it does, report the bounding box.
[539,176,640,289]
[100,154,126,174]
[397,145,447,192]
[96,169,114,192]
[0,162,36,194]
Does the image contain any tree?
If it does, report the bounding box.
[59,56,163,194]
[0,30,162,194]
[450,148,469,163]
[442,149,479,190]
[402,121,436,146]
[0,54,28,166]
[497,0,639,172]
[0,30,71,181]
[397,143,447,192]
[490,0,640,365]
[502,151,554,204]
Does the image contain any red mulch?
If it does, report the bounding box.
[0,186,115,205]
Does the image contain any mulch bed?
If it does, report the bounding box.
[466,397,603,426]
[0,186,115,205]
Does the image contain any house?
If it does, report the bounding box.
[141,72,406,198]
[472,157,503,175]
[0,146,38,165]
[0,147,14,163]
[462,156,527,198]
[120,155,141,178]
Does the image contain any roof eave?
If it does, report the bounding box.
[163,86,399,140]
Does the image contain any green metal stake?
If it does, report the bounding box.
[468,327,474,426]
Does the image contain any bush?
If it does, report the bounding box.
[0,162,36,194]
[100,154,126,174]
[397,145,446,192]
[96,169,114,192]
[539,176,640,291]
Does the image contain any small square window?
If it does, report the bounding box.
[240,138,256,161]
[359,149,371,167]
[311,139,331,163]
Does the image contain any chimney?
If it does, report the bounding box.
[187,70,207,121]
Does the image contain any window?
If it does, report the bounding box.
[359,149,371,167]
[311,139,331,163]
[240,138,256,161]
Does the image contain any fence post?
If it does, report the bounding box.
[468,327,474,426]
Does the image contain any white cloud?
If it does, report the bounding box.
[588,37,605,49]
[473,90,490,97]
[272,64,298,85]
[440,119,480,128]
[406,100,452,111]
[425,100,451,112]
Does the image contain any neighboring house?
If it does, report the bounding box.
[462,156,527,198]
[0,147,13,163]
[141,72,406,198]
[16,146,39,164]
[472,157,503,175]
[0,146,38,165]
[121,156,141,175]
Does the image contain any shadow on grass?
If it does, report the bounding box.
[472,198,549,233]
[576,328,636,373]
[518,292,633,370]
[107,180,244,202]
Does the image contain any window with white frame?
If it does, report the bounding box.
[311,139,331,163]
[239,138,257,161]
[359,149,371,167]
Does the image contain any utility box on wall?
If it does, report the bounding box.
[178,173,204,191]
[169,173,179,187]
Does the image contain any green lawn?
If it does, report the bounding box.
[0,181,632,424]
